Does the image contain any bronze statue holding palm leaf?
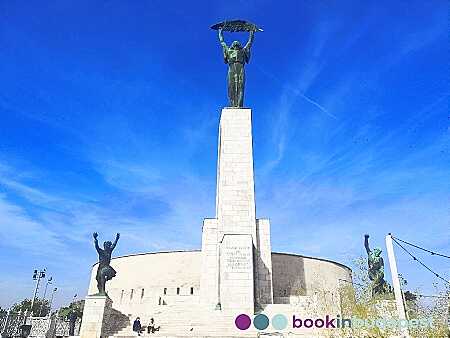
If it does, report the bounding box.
[211,20,262,107]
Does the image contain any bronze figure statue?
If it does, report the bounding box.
[364,234,390,296]
[211,20,262,107]
[93,232,120,294]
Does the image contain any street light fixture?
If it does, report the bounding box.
[40,277,53,316]
[398,274,409,320]
[49,288,57,315]
[30,268,47,316]
[43,277,53,298]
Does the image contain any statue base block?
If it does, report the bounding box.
[79,295,113,338]
[220,234,254,315]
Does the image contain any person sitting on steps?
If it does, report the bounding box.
[147,318,160,334]
[133,317,142,335]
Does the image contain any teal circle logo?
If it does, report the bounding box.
[272,314,288,330]
[253,314,269,330]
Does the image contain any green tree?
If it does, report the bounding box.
[338,255,450,338]
[57,300,85,320]
[404,290,417,303]
[10,298,50,317]
[338,255,396,338]
[407,283,450,338]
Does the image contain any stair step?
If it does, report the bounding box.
[108,305,325,338]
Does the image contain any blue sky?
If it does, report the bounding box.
[0,0,448,310]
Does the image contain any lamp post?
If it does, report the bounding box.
[72,294,77,305]
[398,274,409,320]
[40,277,52,316]
[42,277,53,299]
[30,268,47,317]
[49,288,57,315]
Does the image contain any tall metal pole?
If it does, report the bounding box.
[42,277,52,300]
[49,288,57,314]
[30,268,46,316]
[40,277,52,316]
[386,234,410,338]
[30,275,40,315]
[30,274,41,316]
[398,275,409,320]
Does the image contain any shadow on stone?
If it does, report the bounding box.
[103,308,130,337]
[272,253,307,302]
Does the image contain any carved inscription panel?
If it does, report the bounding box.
[223,245,252,271]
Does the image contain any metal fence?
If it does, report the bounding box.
[52,318,81,337]
[0,312,26,338]
[0,311,81,338]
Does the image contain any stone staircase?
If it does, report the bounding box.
[109,309,255,338]
[108,300,322,338]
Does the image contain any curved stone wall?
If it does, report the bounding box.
[271,252,352,311]
[87,250,352,316]
[87,250,202,316]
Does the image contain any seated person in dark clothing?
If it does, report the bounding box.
[133,317,142,334]
[147,318,160,333]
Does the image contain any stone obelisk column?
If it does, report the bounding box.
[216,108,256,315]
[216,108,257,239]
[201,108,273,315]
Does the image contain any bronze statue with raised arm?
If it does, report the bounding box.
[364,234,390,296]
[219,29,253,107]
[211,20,262,107]
[93,232,120,294]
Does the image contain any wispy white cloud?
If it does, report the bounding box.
[0,178,62,209]
[0,194,64,253]
[0,156,213,253]
[256,18,351,175]
[370,12,447,75]
[256,173,449,292]
[94,159,163,193]
[399,15,447,56]
[302,244,326,254]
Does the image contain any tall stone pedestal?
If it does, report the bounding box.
[80,295,112,338]
[200,108,273,314]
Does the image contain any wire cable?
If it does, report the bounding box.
[416,294,449,299]
[391,237,450,285]
[392,236,450,259]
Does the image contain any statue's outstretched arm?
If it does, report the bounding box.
[93,233,101,254]
[219,29,227,49]
[111,233,120,251]
[244,31,254,50]
[364,234,371,255]
[219,29,228,63]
